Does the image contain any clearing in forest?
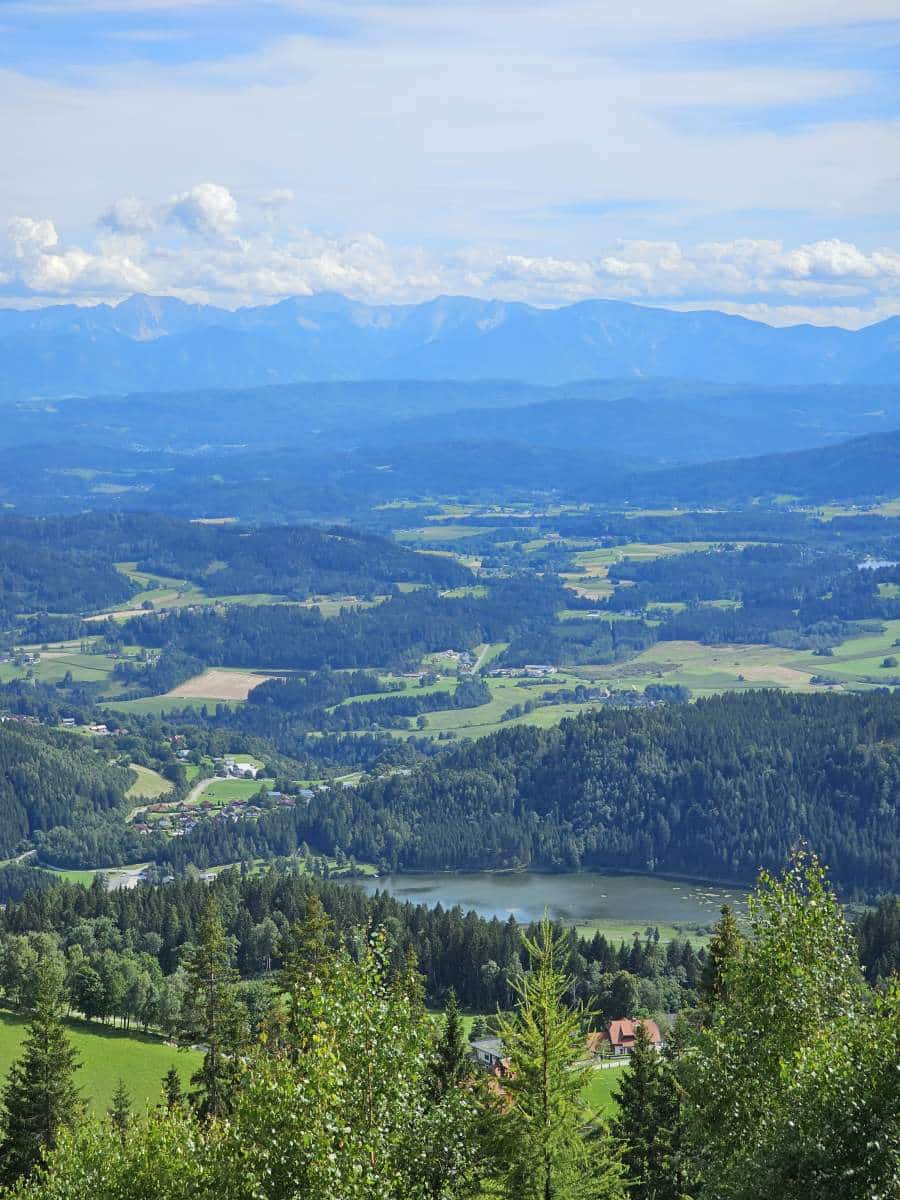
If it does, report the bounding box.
[167,668,275,700]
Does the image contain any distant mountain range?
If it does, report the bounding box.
[3,291,900,399]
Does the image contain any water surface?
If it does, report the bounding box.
[355,871,746,928]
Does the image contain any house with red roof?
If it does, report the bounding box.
[592,1018,663,1057]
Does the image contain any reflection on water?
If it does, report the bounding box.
[355,871,747,927]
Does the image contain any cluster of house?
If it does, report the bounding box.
[488,664,558,679]
[132,787,296,838]
[471,1018,663,1076]
[222,757,260,779]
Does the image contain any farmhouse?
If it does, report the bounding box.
[593,1018,664,1056]
[470,1037,508,1072]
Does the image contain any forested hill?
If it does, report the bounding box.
[613,427,900,505]
[0,723,132,857]
[300,690,900,895]
[0,513,469,628]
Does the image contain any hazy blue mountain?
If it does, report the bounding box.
[614,427,900,505]
[3,291,900,399]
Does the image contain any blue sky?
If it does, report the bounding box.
[2,0,900,324]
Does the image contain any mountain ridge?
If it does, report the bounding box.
[3,291,900,399]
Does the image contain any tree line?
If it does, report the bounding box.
[0,854,895,1199]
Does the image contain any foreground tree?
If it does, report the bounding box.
[210,929,485,1199]
[0,962,82,1187]
[107,1080,132,1146]
[431,989,470,1099]
[485,918,625,1200]
[612,1021,689,1200]
[275,892,334,1058]
[160,1066,184,1112]
[685,850,899,1200]
[697,904,743,1023]
[176,897,247,1119]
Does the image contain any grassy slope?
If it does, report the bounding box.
[0,1010,199,1114]
[126,764,172,800]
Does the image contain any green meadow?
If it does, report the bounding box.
[126,764,172,800]
[0,1010,199,1115]
[395,525,498,543]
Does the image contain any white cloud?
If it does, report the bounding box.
[98,196,157,234]
[167,182,239,237]
[3,189,900,328]
[9,217,59,256]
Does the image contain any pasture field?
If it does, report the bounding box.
[573,619,900,695]
[0,651,118,687]
[398,672,597,740]
[126,764,172,800]
[38,862,151,887]
[167,667,276,700]
[331,673,457,708]
[198,777,265,805]
[561,539,728,601]
[106,694,243,716]
[395,525,498,543]
[583,1064,626,1115]
[0,1010,198,1114]
[815,497,900,519]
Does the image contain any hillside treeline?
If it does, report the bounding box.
[288,691,900,894]
[0,724,131,858]
[122,577,562,670]
[1,868,704,1018]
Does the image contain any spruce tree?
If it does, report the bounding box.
[485,918,625,1200]
[177,896,247,1119]
[276,893,333,1056]
[698,904,743,1022]
[431,989,471,1098]
[0,961,82,1186]
[160,1065,184,1111]
[107,1079,132,1146]
[612,1021,685,1200]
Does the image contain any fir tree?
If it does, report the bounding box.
[107,1079,132,1146]
[485,918,625,1200]
[177,896,247,1119]
[0,961,82,1186]
[160,1065,184,1112]
[431,989,471,1098]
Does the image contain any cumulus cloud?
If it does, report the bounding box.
[98,195,157,234]
[167,182,239,237]
[3,187,900,327]
[4,214,153,295]
[8,217,59,256]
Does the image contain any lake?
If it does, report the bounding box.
[355,871,747,930]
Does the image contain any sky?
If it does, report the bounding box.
[2,1,900,325]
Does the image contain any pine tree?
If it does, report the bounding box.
[485,918,625,1200]
[431,989,471,1098]
[0,961,82,1186]
[698,904,743,1022]
[177,896,247,1119]
[107,1079,132,1146]
[160,1065,184,1111]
